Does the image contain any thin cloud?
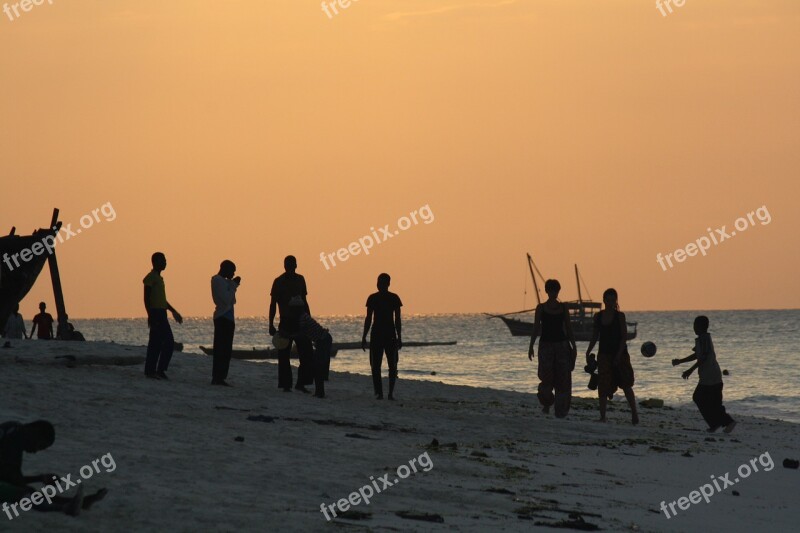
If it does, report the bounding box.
[383,0,519,23]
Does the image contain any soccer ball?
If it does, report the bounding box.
[641,341,657,358]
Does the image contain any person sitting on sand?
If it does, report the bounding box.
[528,279,577,418]
[143,252,183,380]
[65,323,85,342]
[672,316,736,434]
[362,273,402,400]
[298,311,333,399]
[55,315,85,341]
[3,304,27,339]
[0,421,106,518]
[29,302,54,340]
[586,288,639,424]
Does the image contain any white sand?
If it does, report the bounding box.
[1,341,797,532]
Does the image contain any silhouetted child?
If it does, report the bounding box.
[672,316,736,433]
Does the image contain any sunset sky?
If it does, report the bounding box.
[1,0,798,318]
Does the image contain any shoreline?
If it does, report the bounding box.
[61,308,800,320]
[2,341,798,531]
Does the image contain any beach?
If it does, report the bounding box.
[1,340,798,532]
[3,2,799,531]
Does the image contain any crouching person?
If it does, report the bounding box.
[298,312,333,399]
[0,420,107,520]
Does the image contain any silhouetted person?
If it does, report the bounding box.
[143,252,183,380]
[673,316,736,433]
[0,421,106,518]
[211,260,240,386]
[362,273,402,400]
[65,323,85,342]
[298,311,332,398]
[56,315,85,341]
[586,288,639,424]
[269,255,314,392]
[528,279,577,418]
[3,304,27,339]
[29,302,54,340]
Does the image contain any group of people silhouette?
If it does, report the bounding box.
[0,262,738,522]
[142,253,403,400]
[2,302,85,342]
[528,279,735,432]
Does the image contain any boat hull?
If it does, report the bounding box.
[0,229,58,328]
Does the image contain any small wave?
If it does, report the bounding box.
[734,394,792,403]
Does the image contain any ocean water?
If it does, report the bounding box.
[71,311,800,424]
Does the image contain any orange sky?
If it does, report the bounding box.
[1,0,798,318]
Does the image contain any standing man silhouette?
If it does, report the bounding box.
[211,260,240,386]
[269,256,314,392]
[29,302,54,340]
[362,273,402,400]
[143,252,182,380]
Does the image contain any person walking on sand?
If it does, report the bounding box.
[528,279,577,418]
[672,316,736,433]
[211,260,240,386]
[29,302,54,340]
[143,252,183,380]
[362,273,402,400]
[585,288,639,424]
[3,304,27,339]
[0,420,107,518]
[269,255,314,392]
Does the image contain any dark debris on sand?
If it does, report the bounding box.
[484,487,516,495]
[534,515,602,531]
[395,510,445,523]
[337,509,372,521]
[245,414,416,434]
[515,498,603,527]
[345,433,374,440]
[426,438,458,451]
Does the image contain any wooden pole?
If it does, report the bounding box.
[46,208,68,338]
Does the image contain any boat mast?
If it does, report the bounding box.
[527,253,542,305]
[574,264,583,304]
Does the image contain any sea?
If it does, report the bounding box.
[71,310,800,424]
